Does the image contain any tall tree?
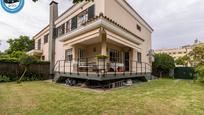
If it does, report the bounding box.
[175,55,191,67]
[6,36,34,54]
[153,53,175,77]
[189,44,204,66]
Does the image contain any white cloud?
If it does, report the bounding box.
[127,0,204,49]
[0,0,204,51]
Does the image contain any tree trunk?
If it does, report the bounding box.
[17,67,27,84]
[160,71,162,78]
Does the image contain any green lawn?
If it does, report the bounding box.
[0,79,204,115]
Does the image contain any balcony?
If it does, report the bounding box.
[27,49,42,56]
[53,57,152,82]
[58,14,144,48]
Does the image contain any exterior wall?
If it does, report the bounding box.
[86,43,102,58]
[33,0,152,73]
[34,31,49,61]
[104,0,152,65]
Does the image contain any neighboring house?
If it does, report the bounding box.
[28,0,153,85]
[155,47,191,60]
[155,40,203,67]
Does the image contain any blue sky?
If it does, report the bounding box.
[0,0,204,52]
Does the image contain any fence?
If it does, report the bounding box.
[0,62,50,81]
[174,67,195,79]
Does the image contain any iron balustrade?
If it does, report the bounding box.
[53,57,152,77]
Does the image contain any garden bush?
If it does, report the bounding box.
[0,73,43,82]
[195,65,204,83]
[0,57,50,83]
[0,58,49,64]
[0,75,11,82]
[0,58,19,64]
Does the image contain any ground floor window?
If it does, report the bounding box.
[137,52,142,63]
[65,49,73,61]
[41,56,45,61]
[109,49,122,63]
[79,48,85,59]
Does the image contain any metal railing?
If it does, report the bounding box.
[53,57,152,77]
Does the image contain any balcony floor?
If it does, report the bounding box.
[54,72,152,82]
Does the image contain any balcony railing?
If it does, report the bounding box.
[53,57,152,77]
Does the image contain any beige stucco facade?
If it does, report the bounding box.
[30,0,153,74]
[155,41,203,60]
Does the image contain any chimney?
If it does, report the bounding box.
[49,1,58,78]
[50,1,58,22]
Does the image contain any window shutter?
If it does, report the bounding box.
[53,28,58,38]
[71,16,77,30]
[88,5,95,20]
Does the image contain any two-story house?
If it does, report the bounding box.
[28,0,153,86]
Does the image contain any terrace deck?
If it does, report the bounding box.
[54,72,152,82]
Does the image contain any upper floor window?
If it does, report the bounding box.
[88,5,95,20]
[66,20,71,33]
[137,24,141,32]
[71,16,78,30]
[57,24,65,37]
[78,10,88,27]
[44,34,49,44]
[55,5,95,36]
[37,39,41,50]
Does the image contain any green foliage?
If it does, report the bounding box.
[18,55,49,83]
[0,53,10,59]
[6,36,34,54]
[175,55,190,66]
[0,75,10,82]
[1,79,204,115]
[195,65,204,83]
[0,58,19,64]
[189,44,204,66]
[0,58,49,64]
[153,53,175,77]
[96,55,109,59]
[0,73,43,83]
[10,51,26,59]
[19,55,38,66]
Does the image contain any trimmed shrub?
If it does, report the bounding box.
[0,58,19,64]
[195,65,204,83]
[0,75,11,82]
[0,73,43,82]
[0,58,50,83]
[0,58,49,64]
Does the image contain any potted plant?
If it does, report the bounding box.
[96,55,109,73]
[96,55,109,59]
